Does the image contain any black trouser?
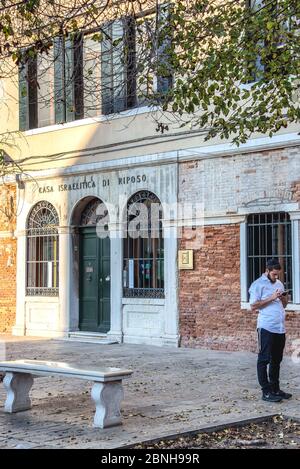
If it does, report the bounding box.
[257,328,286,394]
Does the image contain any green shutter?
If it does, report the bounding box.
[74,34,84,120]
[157,3,173,95]
[65,38,75,122]
[19,55,38,130]
[28,57,38,129]
[54,35,83,123]
[101,19,135,114]
[125,16,136,109]
[54,37,65,123]
[101,22,113,115]
[112,19,126,113]
[19,64,28,131]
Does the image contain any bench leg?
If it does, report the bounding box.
[3,372,34,413]
[91,381,124,428]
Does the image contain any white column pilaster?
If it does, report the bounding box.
[12,231,26,336]
[58,226,72,335]
[163,221,179,346]
[107,224,123,343]
[292,218,300,304]
[240,221,248,303]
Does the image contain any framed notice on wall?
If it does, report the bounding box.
[178,250,194,270]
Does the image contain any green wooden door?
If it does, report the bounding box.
[79,227,111,332]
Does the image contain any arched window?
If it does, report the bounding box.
[26,201,59,296]
[123,191,164,298]
[247,212,293,299]
[80,198,108,227]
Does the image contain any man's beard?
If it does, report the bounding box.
[268,274,276,284]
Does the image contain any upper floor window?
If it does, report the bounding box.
[247,212,293,299]
[101,17,137,115]
[26,201,59,296]
[155,2,173,96]
[246,0,294,82]
[19,18,138,130]
[19,10,173,130]
[19,36,83,130]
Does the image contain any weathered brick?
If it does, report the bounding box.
[179,222,300,354]
[0,185,16,332]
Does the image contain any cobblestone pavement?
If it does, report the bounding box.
[0,335,299,449]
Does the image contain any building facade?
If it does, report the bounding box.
[1,131,300,351]
[11,158,178,346]
[179,145,300,353]
[1,11,300,351]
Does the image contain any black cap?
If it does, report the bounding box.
[266,258,281,270]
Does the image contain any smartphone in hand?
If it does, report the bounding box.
[281,290,290,296]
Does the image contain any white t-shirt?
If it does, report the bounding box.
[249,273,285,334]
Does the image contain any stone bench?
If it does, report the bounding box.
[0,360,132,428]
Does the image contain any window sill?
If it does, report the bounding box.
[25,296,59,302]
[24,106,156,136]
[241,302,300,312]
[122,297,165,306]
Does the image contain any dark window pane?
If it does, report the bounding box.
[123,191,164,298]
[247,212,293,301]
[26,202,59,296]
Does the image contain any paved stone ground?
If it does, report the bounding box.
[0,334,299,449]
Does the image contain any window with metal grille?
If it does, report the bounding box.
[247,212,293,299]
[26,201,59,296]
[123,191,164,299]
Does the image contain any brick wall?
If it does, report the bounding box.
[0,185,17,333]
[179,224,258,351]
[291,181,300,203]
[178,150,300,353]
[179,224,300,354]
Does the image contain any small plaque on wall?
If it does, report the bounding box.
[178,250,194,270]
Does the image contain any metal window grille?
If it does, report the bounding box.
[123,191,164,298]
[247,212,293,300]
[80,198,108,226]
[26,201,59,296]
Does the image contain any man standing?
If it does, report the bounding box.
[249,258,292,402]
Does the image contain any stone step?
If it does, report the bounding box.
[67,332,118,345]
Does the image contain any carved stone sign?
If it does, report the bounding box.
[38,174,147,193]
